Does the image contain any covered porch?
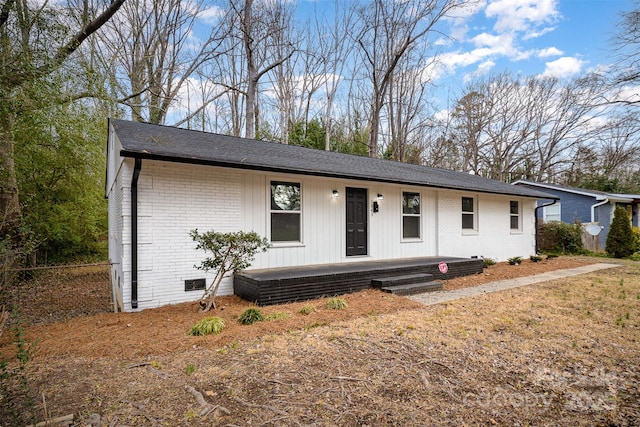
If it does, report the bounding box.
[234,256,484,306]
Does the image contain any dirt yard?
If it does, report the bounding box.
[1,257,639,426]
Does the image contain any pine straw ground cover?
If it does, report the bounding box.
[1,257,639,425]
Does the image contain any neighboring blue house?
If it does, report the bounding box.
[513,180,640,251]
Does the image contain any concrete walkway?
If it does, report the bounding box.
[409,263,622,306]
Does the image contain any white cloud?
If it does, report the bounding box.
[523,25,557,40]
[538,47,563,58]
[542,56,586,78]
[197,6,225,24]
[486,0,560,34]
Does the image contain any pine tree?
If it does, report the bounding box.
[606,207,635,258]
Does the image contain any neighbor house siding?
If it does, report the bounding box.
[437,191,535,261]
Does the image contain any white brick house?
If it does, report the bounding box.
[106,119,555,312]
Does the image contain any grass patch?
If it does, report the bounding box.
[189,316,225,336]
[326,297,348,310]
[238,308,265,325]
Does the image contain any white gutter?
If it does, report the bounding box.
[591,198,609,223]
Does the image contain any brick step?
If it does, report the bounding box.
[381,281,443,296]
[371,273,433,288]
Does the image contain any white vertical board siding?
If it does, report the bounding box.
[245,178,437,268]
[436,190,536,261]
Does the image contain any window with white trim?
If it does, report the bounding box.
[402,192,421,239]
[543,203,561,222]
[510,200,521,231]
[462,196,477,231]
[270,181,301,242]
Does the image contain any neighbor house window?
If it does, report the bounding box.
[270,181,301,242]
[402,192,421,239]
[510,200,521,231]
[462,196,477,231]
[543,203,561,222]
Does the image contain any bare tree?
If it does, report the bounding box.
[97,0,228,125]
[353,0,459,157]
[231,0,295,139]
[314,1,356,151]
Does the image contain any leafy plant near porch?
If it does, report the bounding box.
[190,229,270,311]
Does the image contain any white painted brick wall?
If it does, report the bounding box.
[130,161,243,310]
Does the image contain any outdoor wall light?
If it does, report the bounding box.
[331,189,340,199]
[377,193,384,200]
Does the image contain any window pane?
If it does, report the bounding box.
[462,213,474,229]
[271,182,300,211]
[510,216,520,230]
[402,192,420,214]
[462,197,474,213]
[544,203,561,222]
[403,216,420,238]
[510,200,519,215]
[271,213,301,241]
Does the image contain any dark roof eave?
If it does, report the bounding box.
[121,149,558,200]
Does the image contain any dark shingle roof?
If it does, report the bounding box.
[110,119,556,200]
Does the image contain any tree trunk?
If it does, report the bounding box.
[0,111,20,237]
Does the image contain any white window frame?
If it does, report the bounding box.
[461,195,478,234]
[269,180,303,245]
[543,203,561,223]
[401,191,422,240]
[510,200,522,233]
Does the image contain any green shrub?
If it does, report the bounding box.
[326,297,348,310]
[507,256,522,265]
[238,308,265,325]
[606,208,635,258]
[632,227,640,253]
[482,257,496,268]
[530,255,543,262]
[189,317,225,336]
[630,252,640,261]
[537,221,583,254]
[299,304,317,315]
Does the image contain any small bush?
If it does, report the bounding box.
[189,317,225,336]
[630,252,640,261]
[482,257,496,268]
[631,227,640,253]
[530,255,543,263]
[507,256,522,265]
[606,208,635,258]
[327,297,348,310]
[299,304,317,315]
[238,308,265,325]
[538,221,583,254]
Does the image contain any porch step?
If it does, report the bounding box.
[381,281,443,296]
[371,273,434,288]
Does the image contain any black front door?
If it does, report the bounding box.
[346,187,368,256]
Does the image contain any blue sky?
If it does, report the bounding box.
[429,0,632,84]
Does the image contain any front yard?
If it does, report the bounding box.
[1,257,638,425]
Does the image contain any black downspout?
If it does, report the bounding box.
[131,158,142,309]
[534,199,557,255]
